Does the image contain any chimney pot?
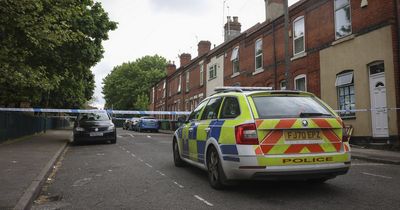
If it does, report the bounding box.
[197,40,211,57]
[179,53,192,67]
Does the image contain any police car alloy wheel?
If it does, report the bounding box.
[206,146,227,189]
[173,139,185,167]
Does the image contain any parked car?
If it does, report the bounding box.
[73,111,117,144]
[137,116,159,132]
[123,119,130,130]
[129,117,140,131]
[173,87,351,189]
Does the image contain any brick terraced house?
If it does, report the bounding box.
[149,0,400,146]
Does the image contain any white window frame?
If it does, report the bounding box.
[280,80,287,90]
[209,64,217,80]
[185,71,190,92]
[177,75,182,93]
[293,16,305,55]
[294,74,307,91]
[231,46,240,74]
[334,0,352,40]
[255,38,263,71]
[162,80,166,98]
[200,64,204,86]
[336,70,355,117]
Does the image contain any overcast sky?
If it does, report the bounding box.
[92,0,299,108]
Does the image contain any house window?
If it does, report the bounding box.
[200,64,204,86]
[169,83,172,97]
[334,0,352,39]
[209,64,217,80]
[152,87,155,103]
[163,80,166,98]
[177,75,182,93]
[185,71,190,92]
[293,16,305,55]
[336,71,355,117]
[255,39,263,70]
[231,47,240,74]
[294,74,306,91]
[280,80,287,90]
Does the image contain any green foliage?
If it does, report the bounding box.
[102,55,167,110]
[0,0,117,108]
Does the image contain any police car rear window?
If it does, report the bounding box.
[252,96,333,119]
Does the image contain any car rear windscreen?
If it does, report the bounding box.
[78,112,110,121]
[252,96,333,119]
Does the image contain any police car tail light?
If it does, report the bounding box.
[235,123,259,145]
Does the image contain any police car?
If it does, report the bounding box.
[173,87,351,189]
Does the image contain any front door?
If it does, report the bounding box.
[369,63,389,138]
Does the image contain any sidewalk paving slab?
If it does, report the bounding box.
[350,146,400,165]
[0,130,70,210]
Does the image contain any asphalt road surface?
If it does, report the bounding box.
[32,129,400,210]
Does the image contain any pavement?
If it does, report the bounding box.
[0,129,399,209]
[0,130,70,210]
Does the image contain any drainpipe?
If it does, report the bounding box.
[272,21,278,89]
[283,0,291,89]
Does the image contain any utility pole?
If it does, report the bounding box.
[283,0,291,90]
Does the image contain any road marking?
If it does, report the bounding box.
[145,163,153,168]
[128,134,135,138]
[352,163,386,166]
[138,158,144,162]
[131,154,136,157]
[156,170,166,176]
[194,195,213,207]
[121,147,126,150]
[126,150,130,153]
[172,180,184,188]
[361,172,392,179]
[117,135,123,138]
[147,135,152,138]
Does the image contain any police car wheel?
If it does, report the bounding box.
[207,146,227,190]
[173,139,185,167]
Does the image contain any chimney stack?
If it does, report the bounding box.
[179,53,191,67]
[197,40,211,57]
[224,16,241,42]
[166,61,176,76]
[265,0,284,23]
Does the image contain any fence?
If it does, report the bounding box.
[0,112,70,143]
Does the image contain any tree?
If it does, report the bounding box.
[0,0,117,108]
[102,55,167,110]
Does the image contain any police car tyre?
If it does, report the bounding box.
[110,138,117,144]
[173,139,185,167]
[206,146,228,190]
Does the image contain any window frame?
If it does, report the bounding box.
[200,97,223,120]
[254,38,263,71]
[231,47,240,74]
[293,16,305,55]
[177,75,182,93]
[336,70,355,118]
[185,71,190,92]
[334,0,352,40]
[280,80,287,90]
[219,96,241,119]
[294,74,307,91]
[200,63,204,86]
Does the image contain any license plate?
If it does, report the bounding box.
[284,130,321,142]
[90,132,103,137]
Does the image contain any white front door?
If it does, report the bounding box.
[369,72,389,138]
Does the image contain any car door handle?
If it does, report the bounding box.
[204,128,210,132]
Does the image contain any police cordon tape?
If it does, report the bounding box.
[0,107,399,115]
[0,108,190,115]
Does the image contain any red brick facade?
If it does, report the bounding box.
[149,0,400,143]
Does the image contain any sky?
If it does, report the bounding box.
[91,0,300,109]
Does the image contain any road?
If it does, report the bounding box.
[32,129,400,210]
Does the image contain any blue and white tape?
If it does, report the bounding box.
[0,108,190,115]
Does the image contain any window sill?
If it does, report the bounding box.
[331,34,355,46]
[252,69,264,76]
[208,77,216,81]
[231,72,240,78]
[291,52,307,61]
